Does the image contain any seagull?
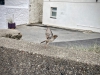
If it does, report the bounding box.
[40,27,58,47]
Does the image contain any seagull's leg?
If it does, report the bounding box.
[40,40,46,44]
[45,40,49,49]
[45,44,47,49]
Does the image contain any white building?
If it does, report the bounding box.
[0,0,43,29]
[43,0,100,32]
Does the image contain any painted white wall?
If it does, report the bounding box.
[5,0,29,7]
[0,6,7,29]
[0,0,29,29]
[43,1,100,32]
[5,0,29,25]
[6,7,29,25]
[44,0,99,2]
[0,0,43,29]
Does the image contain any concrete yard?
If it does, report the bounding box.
[16,24,100,48]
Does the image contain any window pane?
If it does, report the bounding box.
[52,12,56,16]
[51,7,57,11]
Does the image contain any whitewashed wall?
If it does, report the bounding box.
[0,6,7,29]
[43,0,100,32]
[44,0,100,2]
[0,0,29,29]
[6,7,29,25]
[5,0,29,25]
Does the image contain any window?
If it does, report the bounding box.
[0,0,5,5]
[50,7,57,19]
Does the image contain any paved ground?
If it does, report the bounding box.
[17,24,100,48]
[0,24,100,66]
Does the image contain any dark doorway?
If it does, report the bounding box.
[0,0,5,5]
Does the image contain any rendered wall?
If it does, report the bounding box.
[43,0,100,32]
[0,0,29,29]
[44,0,100,2]
[6,7,29,25]
[0,6,7,29]
[5,0,29,25]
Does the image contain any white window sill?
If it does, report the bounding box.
[50,17,56,19]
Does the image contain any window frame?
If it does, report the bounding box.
[50,7,57,19]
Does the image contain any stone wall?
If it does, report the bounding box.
[0,29,22,40]
[29,0,43,23]
[0,47,100,75]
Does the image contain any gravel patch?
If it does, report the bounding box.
[0,29,22,40]
[0,46,100,75]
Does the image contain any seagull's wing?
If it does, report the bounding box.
[45,27,53,39]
